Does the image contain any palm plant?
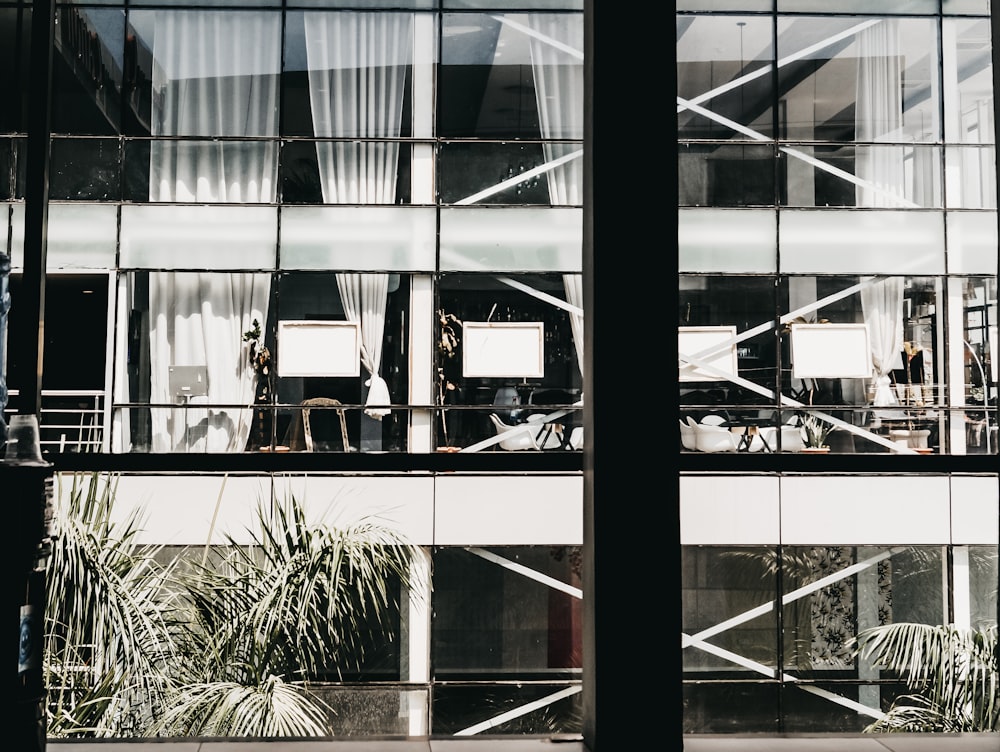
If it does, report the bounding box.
[44,472,177,737]
[45,471,424,739]
[849,622,999,732]
[147,492,424,736]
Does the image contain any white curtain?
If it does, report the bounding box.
[855,20,906,207]
[527,13,584,204]
[860,277,905,411]
[149,273,270,451]
[143,11,279,451]
[305,12,413,419]
[528,14,585,375]
[337,274,391,418]
[150,11,280,202]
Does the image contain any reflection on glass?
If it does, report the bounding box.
[678,143,775,207]
[127,10,281,138]
[50,139,121,201]
[678,274,998,455]
[943,18,994,145]
[776,16,939,143]
[439,13,583,139]
[677,15,774,140]
[52,8,125,135]
[782,145,942,209]
[682,546,779,674]
[945,145,997,208]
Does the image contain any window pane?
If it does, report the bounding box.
[126,11,281,137]
[439,13,583,139]
[120,205,277,269]
[431,545,583,678]
[439,207,582,272]
[279,206,435,270]
[51,8,125,135]
[776,17,939,143]
[45,203,118,269]
[0,9,29,133]
[678,208,777,273]
[682,546,779,675]
[50,138,120,201]
[945,146,997,208]
[677,15,774,141]
[946,210,998,273]
[943,18,994,144]
[439,142,580,206]
[783,145,943,209]
[779,210,944,274]
[679,143,775,207]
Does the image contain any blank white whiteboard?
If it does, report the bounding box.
[463,322,545,378]
[678,326,738,382]
[277,320,361,377]
[791,323,872,379]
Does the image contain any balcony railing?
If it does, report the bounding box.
[3,390,106,453]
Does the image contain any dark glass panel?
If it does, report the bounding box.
[678,143,776,207]
[49,138,120,200]
[51,7,125,135]
[432,545,583,678]
[682,546,779,675]
[682,682,781,733]
[0,8,29,133]
[780,682,909,732]
[280,140,412,204]
[439,13,547,139]
[438,141,559,205]
[432,683,582,735]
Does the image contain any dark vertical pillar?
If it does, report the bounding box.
[20,0,54,418]
[581,2,671,750]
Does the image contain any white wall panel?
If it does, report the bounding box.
[434,475,583,545]
[80,473,269,546]
[680,475,779,544]
[70,473,436,546]
[780,476,951,544]
[950,475,1000,544]
[273,475,435,545]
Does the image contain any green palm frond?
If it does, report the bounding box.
[148,675,331,737]
[45,472,179,737]
[850,622,999,732]
[176,494,421,684]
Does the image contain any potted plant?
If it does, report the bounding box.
[799,412,836,452]
[436,309,462,449]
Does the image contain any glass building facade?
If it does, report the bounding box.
[679,1,999,736]
[1,0,588,740]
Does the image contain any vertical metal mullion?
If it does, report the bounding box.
[20,0,55,418]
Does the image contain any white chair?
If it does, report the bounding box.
[567,426,583,450]
[488,413,538,450]
[700,413,727,426]
[693,422,739,452]
[680,418,698,451]
[759,423,804,453]
[525,413,566,450]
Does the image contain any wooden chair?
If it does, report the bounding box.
[301,397,350,452]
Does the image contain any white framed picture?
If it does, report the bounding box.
[790,323,872,380]
[678,325,738,382]
[462,321,545,378]
[277,320,361,377]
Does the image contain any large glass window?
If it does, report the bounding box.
[680,273,997,454]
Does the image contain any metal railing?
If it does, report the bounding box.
[3,390,105,453]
